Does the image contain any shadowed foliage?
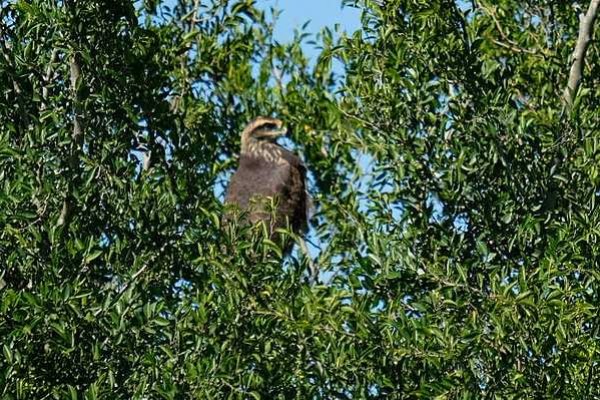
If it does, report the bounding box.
[1,0,600,398]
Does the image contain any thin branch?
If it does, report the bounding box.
[479,1,550,58]
[113,240,169,302]
[191,0,200,27]
[272,66,285,93]
[299,237,319,284]
[490,38,545,56]
[41,48,59,110]
[336,106,388,136]
[564,0,600,106]
[478,1,509,42]
[169,0,201,113]
[451,0,471,56]
[57,52,84,227]
[0,37,22,94]
[142,128,156,172]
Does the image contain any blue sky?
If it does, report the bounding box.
[266,0,361,47]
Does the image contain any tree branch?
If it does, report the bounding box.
[564,0,600,106]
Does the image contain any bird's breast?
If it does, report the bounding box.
[227,154,290,202]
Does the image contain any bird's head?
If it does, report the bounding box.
[240,116,287,153]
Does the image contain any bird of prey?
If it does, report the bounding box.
[224,116,309,253]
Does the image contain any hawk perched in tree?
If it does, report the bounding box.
[224,117,309,252]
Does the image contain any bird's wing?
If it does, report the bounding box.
[273,153,309,235]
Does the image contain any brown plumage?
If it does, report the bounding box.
[224,117,309,251]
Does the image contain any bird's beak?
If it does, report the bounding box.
[274,126,288,137]
[259,125,287,139]
[272,119,286,137]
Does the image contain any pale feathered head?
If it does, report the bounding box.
[240,116,287,153]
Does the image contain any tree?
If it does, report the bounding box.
[0,0,599,398]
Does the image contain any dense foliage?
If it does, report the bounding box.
[1,0,599,398]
